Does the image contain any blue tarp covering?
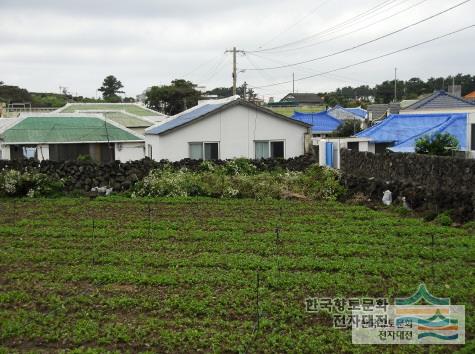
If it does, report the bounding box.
[292,111,342,133]
[345,107,367,119]
[147,103,226,135]
[356,113,467,152]
[331,105,367,119]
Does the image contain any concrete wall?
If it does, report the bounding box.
[114,142,145,162]
[146,105,309,161]
[0,145,10,160]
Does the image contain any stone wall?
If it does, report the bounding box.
[340,149,475,221]
[0,155,316,192]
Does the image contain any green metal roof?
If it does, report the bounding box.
[59,104,161,116]
[1,116,143,144]
[103,112,152,128]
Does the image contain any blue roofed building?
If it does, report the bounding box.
[291,111,342,136]
[327,105,367,121]
[145,96,312,161]
[356,113,468,154]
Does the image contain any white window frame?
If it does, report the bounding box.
[254,140,285,159]
[188,141,220,160]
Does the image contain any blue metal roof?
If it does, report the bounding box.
[292,111,342,133]
[146,103,226,135]
[356,113,467,152]
[345,107,367,118]
[328,105,367,120]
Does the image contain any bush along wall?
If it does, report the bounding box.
[340,149,475,221]
[0,155,317,194]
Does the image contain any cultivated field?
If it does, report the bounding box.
[0,197,473,353]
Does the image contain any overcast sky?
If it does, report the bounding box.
[1,0,474,100]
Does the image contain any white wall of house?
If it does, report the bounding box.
[114,142,145,162]
[317,137,371,169]
[146,105,309,161]
[0,145,10,160]
[37,144,50,161]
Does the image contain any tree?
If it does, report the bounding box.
[146,79,200,115]
[415,133,459,156]
[98,75,124,102]
[331,119,362,137]
[206,83,257,101]
[374,80,405,103]
[0,84,31,103]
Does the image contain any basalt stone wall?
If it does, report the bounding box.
[0,155,316,192]
[340,149,475,221]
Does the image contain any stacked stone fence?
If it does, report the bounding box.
[340,149,475,221]
[0,155,316,193]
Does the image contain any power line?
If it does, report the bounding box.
[249,24,475,89]
[256,0,333,49]
[242,0,472,71]
[180,53,225,78]
[247,0,400,53]
[253,0,429,55]
[246,52,378,86]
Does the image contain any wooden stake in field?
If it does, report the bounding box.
[256,271,260,333]
[431,234,435,280]
[148,202,152,238]
[13,200,16,226]
[92,218,96,265]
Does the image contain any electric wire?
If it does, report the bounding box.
[248,24,475,89]
[242,0,472,71]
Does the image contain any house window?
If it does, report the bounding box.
[255,140,285,159]
[189,142,219,160]
[148,144,153,159]
[471,124,475,150]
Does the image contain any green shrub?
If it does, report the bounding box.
[415,133,459,156]
[0,169,64,197]
[222,158,257,176]
[135,163,345,201]
[434,211,453,226]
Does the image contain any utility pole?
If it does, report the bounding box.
[393,68,397,102]
[225,47,245,96]
[292,73,295,94]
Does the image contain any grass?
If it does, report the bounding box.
[0,197,473,353]
[268,105,325,117]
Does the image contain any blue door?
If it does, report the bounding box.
[325,142,334,167]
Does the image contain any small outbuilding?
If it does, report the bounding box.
[0,113,145,162]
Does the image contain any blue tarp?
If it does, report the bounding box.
[356,113,467,152]
[292,111,342,133]
[331,105,367,119]
[345,107,367,119]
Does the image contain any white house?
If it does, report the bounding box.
[145,97,312,161]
